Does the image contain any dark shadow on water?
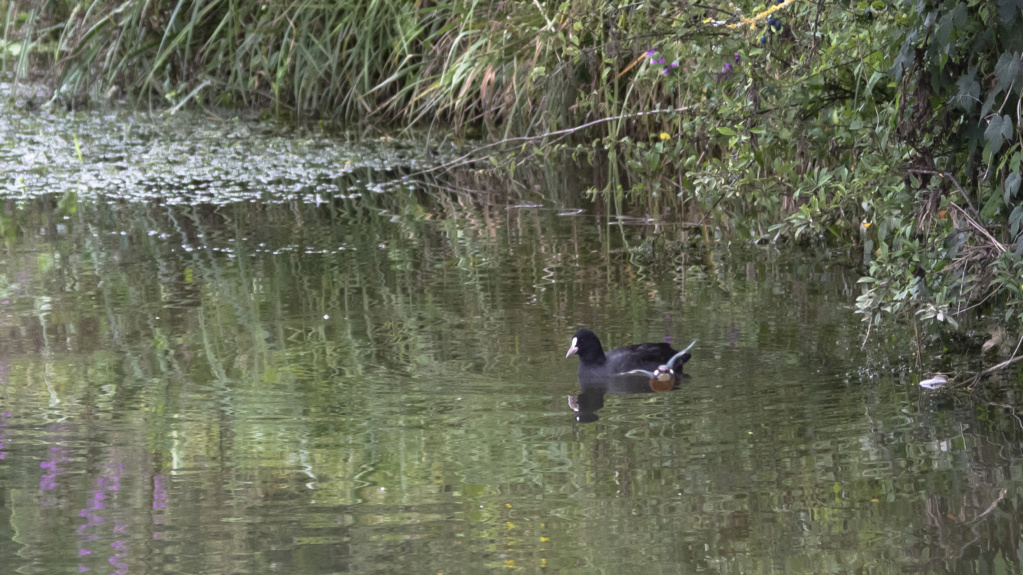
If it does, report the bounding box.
[569,373,688,423]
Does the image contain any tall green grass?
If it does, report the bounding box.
[0,1,581,132]
[0,0,685,140]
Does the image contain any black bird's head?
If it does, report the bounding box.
[565,329,606,364]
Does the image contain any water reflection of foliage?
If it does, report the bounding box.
[0,191,1021,573]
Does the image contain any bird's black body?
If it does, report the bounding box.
[565,328,691,380]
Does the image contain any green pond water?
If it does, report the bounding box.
[1,103,1023,574]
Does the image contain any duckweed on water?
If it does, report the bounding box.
[0,104,460,204]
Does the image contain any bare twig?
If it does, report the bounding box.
[956,267,965,316]
[952,288,997,316]
[996,81,1016,116]
[692,3,738,17]
[986,402,1023,431]
[971,488,1006,524]
[947,202,1006,253]
[861,317,873,350]
[962,332,1023,387]
[532,0,555,31]
[615,52,648,81]
[957,488,1007,559]
[1009,331,1023,358]
[405,106,693,177]
[907,168,978,215]
[913,315,922,370]
[979,333,1023,376]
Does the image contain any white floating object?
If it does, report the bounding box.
[919,374,949,389]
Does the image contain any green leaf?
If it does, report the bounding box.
[716,126,736,136]
[985,114,1007,154]
[998,0,1023,25]
[866,71,884,96]
[949,4,968,30]
[994,52,1022,94]
[1009,205,1023,237]
[1006,171,1022,205]
[981,90,998,118]
[982,183,1006,219]
[1000,114,1014,141]
[935,13,954,49]
[953,74,980,111]
[893,35,916,82]
[0,41,22,56]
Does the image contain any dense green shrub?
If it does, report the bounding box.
[848,0,1023,336]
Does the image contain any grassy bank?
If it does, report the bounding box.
[3,0,1023,370]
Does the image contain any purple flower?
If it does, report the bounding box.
[671,61,679,68]
[734,52,741,61]
[657,58,666,64]
[90,491,105,511]
[663,67,671,75]
[153,475,167,509]
[646,49,656,56]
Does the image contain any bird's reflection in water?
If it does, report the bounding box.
[568,372,687,423]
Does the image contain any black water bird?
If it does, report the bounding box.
[565,328,693,380]
[566,335,694,422]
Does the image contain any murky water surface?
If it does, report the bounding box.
[1,105,1022,574]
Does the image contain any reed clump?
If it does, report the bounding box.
[1,1,579,131]
[2,0,705,139]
